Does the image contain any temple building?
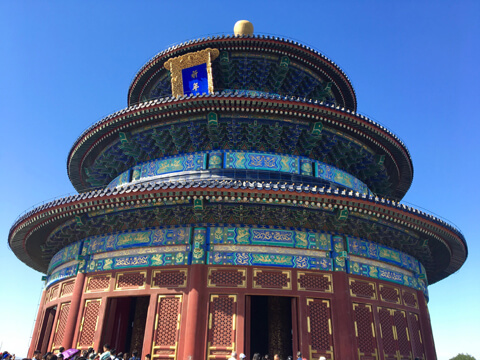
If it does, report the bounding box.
[9,21,467,360]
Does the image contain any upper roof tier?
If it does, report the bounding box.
[127,34,357,111]
[67,23,413,200]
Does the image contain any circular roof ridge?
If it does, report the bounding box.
[10,178,465,254]
[127,33,357,110]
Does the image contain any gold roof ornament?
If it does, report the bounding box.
[164,48,220,98]
[234,20,254,36]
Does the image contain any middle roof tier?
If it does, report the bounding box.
[68,94,413,200]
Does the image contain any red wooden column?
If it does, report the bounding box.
[28,288,47,357]
[62,272,86,348]
[417,291,437,360]
[142,294,157,357]
[236,293,246,355]
[331,272,356,360]
[183,264,203,360]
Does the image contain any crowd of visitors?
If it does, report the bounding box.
[227,350,326,360]
[1,344,147,360]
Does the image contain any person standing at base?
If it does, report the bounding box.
[228,351,237,360]
[99,345,111,360]
[129,352,139,360]
[273,355,280,360]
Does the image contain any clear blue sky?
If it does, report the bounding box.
[1,1,478,359]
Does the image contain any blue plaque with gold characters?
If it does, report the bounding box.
[164,48,219,98]
[182,63,208,96]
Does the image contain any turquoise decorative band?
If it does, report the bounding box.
[46,225,428,296]
[225,151,299,173]
[107,150,373,195]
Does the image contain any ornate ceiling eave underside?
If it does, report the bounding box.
[127,34,357,111]
[9,180,466,284]
[67,95,413,199]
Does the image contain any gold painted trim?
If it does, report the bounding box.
[207,294,237,359]
[207,267,247,288]
[51,302,71,350]
[353,303,376,341]
[349,277,377,300]
[151,268,188,289]
[379,284,401,304]
[114,271,147,290]
[85,274,111,293]
[49,285,59,301]
[214,244,328,258]
[151,295,182,360]
[92,245,188,260]
[253,269,291,290]
[297,271,333,292]
[402,290,419,309]
[60,280,75,297]
[309,345,334,360]
[164,48,220,98]
[76,299,102,349]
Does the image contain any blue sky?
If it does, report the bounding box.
[1,1,479,359]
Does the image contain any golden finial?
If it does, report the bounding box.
[234,20,254,36]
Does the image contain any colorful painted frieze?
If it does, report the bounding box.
[140,153,207,178]
[347,259,428,297]
[86,227,191,255]
[347,236,421,274]
[105,150,373,195]
[88,250,189,273]
[332,235,347,272]
[131,165,142,181]
[209,226,332,250]
[316,162,370,194]
[48,240,83,274]
[192,228,207,264]
[208,151,223,169]
[47,263,79,287]
[225,151,299,173]
[107,170,131,189]
[208,251,332,271]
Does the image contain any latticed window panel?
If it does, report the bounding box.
[77,299,101,348]
[298,272,332,292]
[86,274,111,292]
[44,288,51,304]
[49,285,59,301]
[253,269,291,290]
[394,310,411,358]
[151,295,182,360]
[115,271,146,290]
[378,307,397,358]
[152,269,187,288]
[402,290,418,308]
[408,312,425,359]
[353,303,379,360]
[307,298,334,359]
[60,280,75,297]
[208,268,246,288]
[349,278,377,299]
[51,302,71,351]
[207,294,236,359]
[379,285,400,304]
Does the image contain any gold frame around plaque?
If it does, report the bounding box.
[164,48,220,98]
